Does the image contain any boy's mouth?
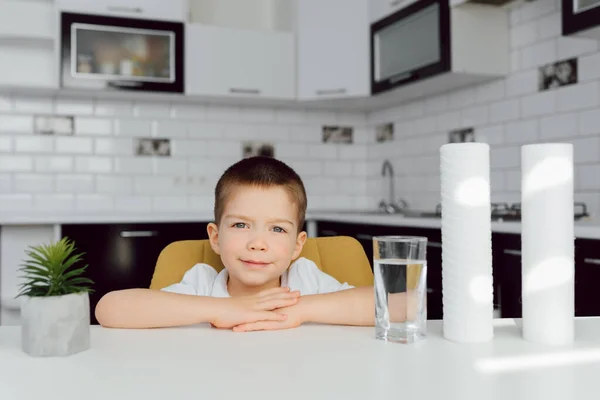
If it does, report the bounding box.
[241,259,271,268]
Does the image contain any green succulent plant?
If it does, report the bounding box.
[17,237,94,297]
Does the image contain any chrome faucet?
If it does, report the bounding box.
[381,160,395,206]
[379,159,408,214]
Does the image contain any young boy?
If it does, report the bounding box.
[95,157,409,331]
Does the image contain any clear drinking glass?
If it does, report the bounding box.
[373,236,428,343]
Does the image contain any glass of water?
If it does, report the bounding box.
[373,236,428,343]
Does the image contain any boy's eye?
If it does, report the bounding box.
[233,222,248,229]
[272,226,286,233]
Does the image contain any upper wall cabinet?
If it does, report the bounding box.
[370,0,416,22]
[185,25,295,100]
[562,0,600,39]
[56,0,188,22]
[296,0,370,101]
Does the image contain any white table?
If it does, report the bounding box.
[1,319,600,400]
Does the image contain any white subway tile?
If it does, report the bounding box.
[95,138,133,155]
[189,158,234,177]
[579,53,600,81]
[275,109,306,124]
[206,105,240,122]
[353,196,374,210]
[133,102,172,118]
[511,50,521,72]
[504,170,521,192]
[425,95,448,113]
[511,21,538,48]
[76,194,114,211]
[0,173,11,193]
[206,141,241,157]
[34,156,73,172]
[187,195,214,211]
[557,82,600,112]
[288,126,321,143]
[509,7,520,26]
[55,137,93,154]
[239,107,275,123]
[75,117,113,135]
[338,178,367,195]
[475,81,506,104]
[519,0,556,22]
[491,147,520,169]
[33,194,74,212]
[476,125,505,146]
[540,113,578,140]
[521,40,556,69]
[14,136,53,153]
[537,12,561,40]
[579,165,600,189]
[114,119,152,137]
[287,160,323,177]
[171,103,206,119]
[405,101,426,118]
[13,96,53,113]
[490,100,520,123]
[0,95,11,111]
[324,161,354,177]
[153,159,187,175]
[436,111,461,131]
[579,109,600,136]
[0,136,12,152]
[56,175,94,193]
[574,192,600,220]
[154,120,187,138]
[505,119,539,144]
[305,177,338,195]
[0,115,33,133]
[135,177,177,194]
[115,196,152,212]
[75,156,113,173]
[571,136,600,163]
[171,140,207,157]
[323,195,354,210]
[55,98,93,115]
[0,156,32,172]
[490,171,505,192]
[188,122,225,139]
[557,37,598,60]
[414,116,437,135]
[353,162,370,177]
[96,176,133,194]
[448,88,475,109]
[336,112,367,126]
[275,143,308,160]
[222,124,254,141]
[152,196,188,211]
[305,110,337,125]
[0,194,32,211]
[14,174,53,193]
[521,91,556,117]
[114,158,153,174]
[339,145,367,160]
[307,145,337,160]
[94,99,133,117]
[461,105,489,126]
[506,69,538,97]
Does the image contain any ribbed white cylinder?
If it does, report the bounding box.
[522,143,574,345]
[440,143,494,343]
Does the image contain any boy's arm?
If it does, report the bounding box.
[95,287,299,329]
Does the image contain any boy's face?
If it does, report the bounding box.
[207,185,306,295]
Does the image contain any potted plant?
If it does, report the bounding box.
[17,237,94,357]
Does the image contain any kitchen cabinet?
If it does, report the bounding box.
[574,239,600,316]
[57,0,188,22]
[61,222,209,325]
[562,0,600,40]
[185,24,295,100]
[296,0,370,101]
[370,0,415,22]
[495,233,522,318]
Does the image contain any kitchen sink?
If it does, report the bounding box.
[330,210,441,219]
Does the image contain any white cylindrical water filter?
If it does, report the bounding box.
[440,143,494,343]
[522,143,574,345]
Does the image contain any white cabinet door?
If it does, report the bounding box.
[57,0,187,21]
[186,24,295,100]
[297,0,369,100]
[370,0,416,22]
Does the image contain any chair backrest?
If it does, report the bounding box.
[149,236,374,290]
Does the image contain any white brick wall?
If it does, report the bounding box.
[0,96,368,215]
[367,0,600,219]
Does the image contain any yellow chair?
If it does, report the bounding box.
[149,236,374,290]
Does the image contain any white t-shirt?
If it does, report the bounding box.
[161,257,354,297]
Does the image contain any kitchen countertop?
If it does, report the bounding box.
[1,318,600,399]
[1,210,599,239]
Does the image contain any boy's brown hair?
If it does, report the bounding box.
[214,156,307,232]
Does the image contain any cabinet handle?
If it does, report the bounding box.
[230,88,261,95]
[427,242,442,248]
[504,249,522,256]
[107,6,143,14]
[356,233,373,241]
[315,88,347,96]
[321,230,338,236]
[584,258,600,265]
[120,230,158,238]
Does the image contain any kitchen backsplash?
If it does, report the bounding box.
[0,97,370,214]
[367,0,600,220]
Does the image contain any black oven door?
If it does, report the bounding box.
[60,12,184,93]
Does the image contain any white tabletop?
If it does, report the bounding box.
[1,318,600,400]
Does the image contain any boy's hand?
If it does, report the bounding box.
[231,302,306,332]
[210,287,300,329]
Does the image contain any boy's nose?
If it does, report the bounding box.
[248,236,268,251]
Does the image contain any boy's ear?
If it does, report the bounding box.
[207,223,221,255]
[292,231,307,260]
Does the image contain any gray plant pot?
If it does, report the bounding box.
[20,292,90,357]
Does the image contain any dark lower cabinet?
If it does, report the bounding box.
[62,222,209,324]
[574,239,600,316]
[495,233,522,318]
